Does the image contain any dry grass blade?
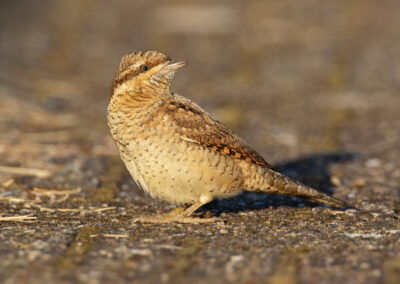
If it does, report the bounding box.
[39,206,116,213]
[90,234,129,238]
[93,207,117,212]
[32,187,81,195]
[0,196,26,203]
[1,178,15,187]
[0,215,37,222]
[39,207,80,213]
[31,187,81,203]
[0,166,52,178]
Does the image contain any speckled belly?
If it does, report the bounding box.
[121,136,243,204]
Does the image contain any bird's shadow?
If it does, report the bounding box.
[201,151,358,214]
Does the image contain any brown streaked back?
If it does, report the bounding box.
[156,95,274,169]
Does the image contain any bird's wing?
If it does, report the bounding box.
[163,95,273,169]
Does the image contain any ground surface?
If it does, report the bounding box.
[0,1,399,283]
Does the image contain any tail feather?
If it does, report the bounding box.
[252,168,348,208]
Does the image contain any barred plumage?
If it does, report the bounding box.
[107,50,348,223]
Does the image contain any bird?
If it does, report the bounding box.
[107,50,348,223]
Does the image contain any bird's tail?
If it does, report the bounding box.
[247,168,348,208]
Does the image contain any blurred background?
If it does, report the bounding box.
[1,0,400,164]
[1,1,400,283]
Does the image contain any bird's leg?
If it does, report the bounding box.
[181,200,206,217]
[132,200,218,224]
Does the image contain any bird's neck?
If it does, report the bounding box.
[112,79,171,105]
[107,87,167,144]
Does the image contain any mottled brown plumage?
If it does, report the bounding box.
[107,50,348,223]
[162,98,273,168]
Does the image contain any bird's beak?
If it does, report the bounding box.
[163,61,187,73]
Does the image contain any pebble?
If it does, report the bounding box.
[372,270,382,277]
[230,255,244,262]
[366,158,382,168]
[121,183,130,190]
[360,262,370,269]
[353,178,366,188]
[331,176,341,186]
[161,273,169,282]
[91,177,101,187]
[20,209,31,214]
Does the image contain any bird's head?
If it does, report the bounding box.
[111,51,186,99]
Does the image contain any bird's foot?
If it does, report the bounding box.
[131,204,219,224]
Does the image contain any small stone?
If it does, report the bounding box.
[20,208,31,214]
[91,177,101,187]
[353,178,366,188]
[345,209,357,214]
[219,229,229,234]
[161,273,169,282]
[331,176,341,186]
[27,250,41,261]
[366,158,381,168]
[360,262,370,269]
[372,270,382,277]
[348,193,356,199]
[230,255,244,262]
[325,257,334,265]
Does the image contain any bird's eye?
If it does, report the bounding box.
[140,64,149,71]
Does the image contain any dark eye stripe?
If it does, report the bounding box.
[112,68,141,91]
